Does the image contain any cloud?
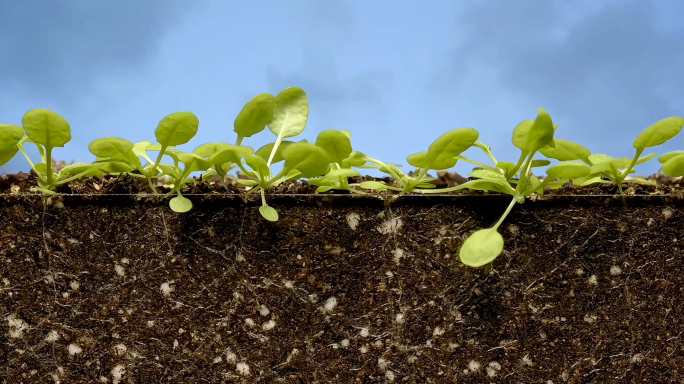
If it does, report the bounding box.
[264,0,392,126]
[434,0,684,156]
[0,0,193,103]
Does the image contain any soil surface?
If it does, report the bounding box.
[1,176,684,383]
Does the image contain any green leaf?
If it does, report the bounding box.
[340,130,352,139]
[459,228,504,267]
[0,124,24,150]
[341,151,368,168]
[423,128,479,169]
[633,117,684,150]
[512,109,555,154]
[132,141,152,157]
[170,195,193,213]
[89,138,134,158]
[407,151,457,170]
[259,205,279,221]
[178,152,212,172]
[663,154,684,177]
[255,140,302,165]
[659,151,684,164]
[209,145,254,165]
[469,169,507,182]
[58,163,93,177]
[244,155,270,178]
[316,130,353,164]
[194,142,232,158]
[157,164,182,180]
[316,186,336,193]
[0,146,19,167]
[587,153,612,165]
[97,161,135,174]
[234,178,259,186]
[496,161,517,175]
[623,178,656,185]
[22,109,71,148]
[545,162,591,180]
[155,112,199,147]
[458,179,516,195]
[282,142,331,178]
[268,87,309,139]
[589,158,630,175]
[234,93,276,139]
[530,159,551,168]
[635,153,657,166]
[325,169,360,178]
[359,181,389,191]
[539,139,591,161]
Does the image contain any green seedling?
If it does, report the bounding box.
[417,108,565,267]
[0,124,24,168]
[547,117,684,194]
[14,110,100,194]
[359,128,480,194]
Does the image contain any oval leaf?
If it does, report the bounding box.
[259,205,279,221]
[255,140,303,165]
[209,145,254,165]
[89,137,134,158]
[0,146,19,167]
[663,154,684,177]
[359,181,388,191]
[546,162,591,180]
[539,139,591,161]
[0,124,24,150]
[316,130,353,164]
[659,151,684,164]
[282,142,331,178]
[633,117,684,150]
[155,112,199,147]
[268,87,309,139]
[194,142,232,158]
[459,228,504,267]
[22,109,71,148]
[234,93,276,139]
[244,154,270,177]
[170,195,193,213]
[424,128,479,168]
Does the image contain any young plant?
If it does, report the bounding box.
[546,117,684,193]
[15,109,100,194]
[416,108,571,267]
[228,87,314,221]
[358,128,480,194]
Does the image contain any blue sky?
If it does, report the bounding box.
[2,0,684,177]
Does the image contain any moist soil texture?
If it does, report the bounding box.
[1,175,684,383]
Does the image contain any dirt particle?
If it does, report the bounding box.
[340,339,350,347]
[226,348,237,364]
[236,362,250,376]
[378,357,390,372]
[244,318,255,327]
[69,281,80,290]
[433,326,445,337]
[262,320,276,331]
[114,264,125,277]
[610,265,622,276]
[395,313,405,324]
[360,328,370,337]
[360,345,369,354]
[522,354,533,366]
[46,330,60,342]
[632,353,645,362]
[110,364,125,384]
[160,282,174,296]
[7,315,28,339]
[468,360,481,371]
[663,208,674,219]
[321,296,337,312]
[68,344,82,355]
[346,212,360,230]
[508,224,520,235]
[587,275,598,285]
[385,370,396,382]
[392,248,405,264]
[377,217,402,234]
[113,344,127,356]
[584,314,598,324]
[260,305,270,316]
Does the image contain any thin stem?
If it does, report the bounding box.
[45,147,53,186]
[54,169,96,185]
[492,197,518,230]
[619,148,644,179]
[456,156,498,172]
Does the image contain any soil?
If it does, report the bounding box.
[1,175,684,383]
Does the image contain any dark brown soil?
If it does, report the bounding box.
[2,177,684,383]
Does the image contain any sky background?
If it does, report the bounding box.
[2,0,684,177]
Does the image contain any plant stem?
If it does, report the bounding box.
[492,196,518,230]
